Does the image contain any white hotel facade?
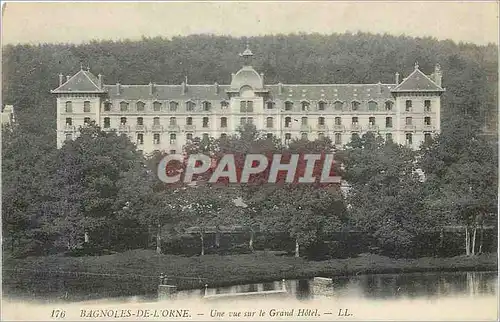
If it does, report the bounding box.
[52,46,444,154]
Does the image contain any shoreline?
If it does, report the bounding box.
[3,250,497,302]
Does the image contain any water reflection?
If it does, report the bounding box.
[180,271,497,301]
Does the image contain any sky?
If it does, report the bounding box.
[1,1,499,46]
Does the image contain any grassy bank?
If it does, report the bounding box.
[3,250,497,302]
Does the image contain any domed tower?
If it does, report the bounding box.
[229,43,266,95]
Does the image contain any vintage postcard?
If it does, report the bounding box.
[1,1,498,321]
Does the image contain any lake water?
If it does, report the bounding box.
[3,271,498,321]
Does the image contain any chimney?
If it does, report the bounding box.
[59,73,64,86]
[377,81,382,94]
[98,74,103,89]
[214,82,219,94]
[116,83,121,95]
[278,82,283,95]
[149,82,154,95]
[395,72,400,84]
[66,75,70,82]
[434,64,442,87]
[181,81,187,95]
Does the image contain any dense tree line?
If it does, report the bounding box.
[1,33,498,258]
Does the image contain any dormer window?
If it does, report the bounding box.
[153,101,162,112]
[103,102,112,112]
[334,101,343,111]
[318,101,326,111]
[385,101,393,111]
[170,101,178,112]
[120,101,129,112]
[301,101,310,111]
[186,101,195,112]
[266,101,275,109]
[351,101,360,111]
[284,101,293,111]
[136,101,145,112]
[221,101,229,109]
[368,101,378,111]
[202,101,211,111]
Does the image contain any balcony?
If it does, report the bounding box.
[404,124,416,131]
[118,124,130,132]
[167,124,180,132]
[135,124,146,132]
[351,123,362,131]
[64,124,76,132]
[184,124,196,131]
[333,124,345,132]
[367,124,379,132]
[151,124,164,132]
[316,124,328,131]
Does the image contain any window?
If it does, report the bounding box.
[266,117,273,128]
[104,102,112,111]
[406,133,413,145]
[334,133,342,145]
[84,117,91,125]
[318,101,326,111]
[221,133,228,139]
[406,117,413,125]
[66,118,72,126]
[186,117,192,126]
[186,101,195,112]
[84,101,91,112]
[170,101,178,112]
[221,117,227,128]
[266,101,275,109]
[405,100,412,112]
[301,101,310,111]
[240,117,253,125]
[368,101,378,111]
[334,101,343,111]
[318,132,325,140]
[136,101,145,111]
[137,133,144,145]
[65,134,72,141]
[240,101,254,112]
[351,101,360,111]
[386,133,393,142]
[424,116,431,126]
[153,102,162,112]
[154,133,161,144]
[104,117,110,128]
[170,117,177,126]
[186,133,193,141]
[202,133,209,140]
[120,101,129,112]
[318,117,325,126]
[221,101,229,109]
[301,132,308,141]
[301,117,308,125]
[369,117,375,125]
[285,133,292,144]
[202,117,209,128]
[120,117,127,125]
[65,101,72,113]
[352,117,358,125]
[335,117,342,125]
[153,117,160,126]
[284,101,293,111]
[424,100,431,112]
[385,101,393,111]
[169,133,176,144]
[137,117,143,126]
[202,101,211,111]
[266,133,273,139]
[285,117,292,128]
[386,117,393,128]
[424,133,432,143]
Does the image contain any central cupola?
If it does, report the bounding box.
[229,43,265,93]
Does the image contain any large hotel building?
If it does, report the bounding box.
[52,46,444,154]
